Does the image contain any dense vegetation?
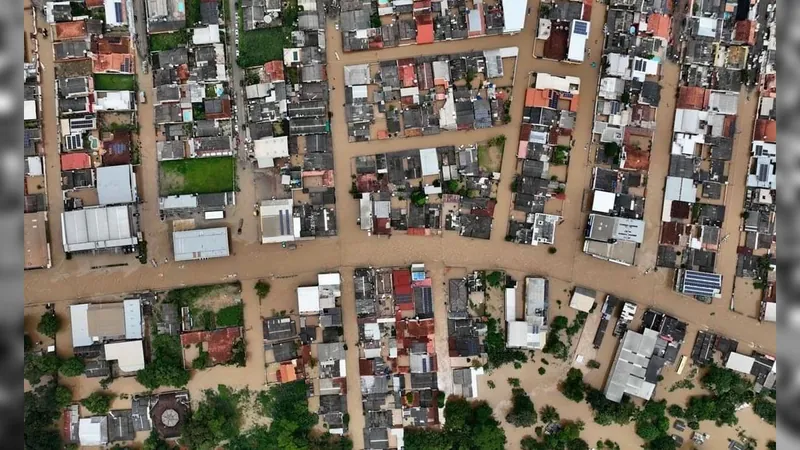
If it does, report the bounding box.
[24,383,73,450]
[181,385,243,450]
[37,311,59,337]
[506,388,537,427]
[24,352,60,385]
[81,391,114,415]
[227,381,352,449]
[560,369,586,403]
[484,318,527,368]
[520,420,589,450]
[404,397,506,450]
[679,365,756,427]
[58,356,86,377]
[634,400,670,442]
[136,334,190,389]
[255,280,271,299]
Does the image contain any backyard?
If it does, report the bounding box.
[237,0,298,67]
[149,30,189,52]
[478,135,506,173]
[165,283,244,331]
[93,74,136,91]
[159,157,236,195]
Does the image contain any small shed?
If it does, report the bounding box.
[570,287,596,313]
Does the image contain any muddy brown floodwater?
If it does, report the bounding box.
[25,0,776,447]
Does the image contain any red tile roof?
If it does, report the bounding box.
[754,119,776,143]
[677,86,709,110]
[398,61,416,88]
[264,60,285,82]
[393,269,412,295]
[93,53,134,73]
[416,15,434,44]
[525,88,550,108]
[55,21,88,40]
[93,36,130,54]
[647,13,671,39]
[734,20,756,45]
[61,153,92,171]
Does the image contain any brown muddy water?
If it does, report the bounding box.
[25,0,775,446]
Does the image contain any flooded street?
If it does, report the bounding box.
[25,0,776,446]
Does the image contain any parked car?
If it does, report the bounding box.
[673,420,686,432]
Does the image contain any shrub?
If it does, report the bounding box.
[81,391,114,415]
[506,388,536,427]
[37,312,59,338]
[548,247,557,254]
[587,360,601,369]
[560,368,586,403]
[59,357,85,377]
[255,280,271,299]
[538,367,546,375]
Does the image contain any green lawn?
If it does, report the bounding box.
[159,157,236,195]
[237,0,297,68]
[149,30,189,52]
[93,74,136,91]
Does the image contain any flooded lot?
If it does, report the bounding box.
[25,0,776,446]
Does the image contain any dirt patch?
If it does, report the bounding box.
[159,170,186,197]
[478,144,504,173]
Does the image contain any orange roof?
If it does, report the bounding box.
[279,363,297,382]
[93,53,134,73]
[734,20,756,45]
[94,36,131,54]
[86,0,104,7]
[524,88,550,108]
[569,93,580,112]
[55,21,87,40]
[264,60,285,82]
[677,86,709,110]
[647,14,670,39]
[416,16,434,44]
[61,153,92,171]
[399,63,416,88]
[754,119,776,143]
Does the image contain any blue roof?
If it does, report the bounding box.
[681,270,722,296]
[573,20,589,36]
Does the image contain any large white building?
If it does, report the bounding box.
[61,205,138,253]
[172,227,230,261]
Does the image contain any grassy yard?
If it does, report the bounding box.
[159,157,235,195]
[149,30,189,52]
[237,0,297,67]
[93,74,136,91]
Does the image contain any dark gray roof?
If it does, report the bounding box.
[58,77,90,97]
[200,1,220,24]
[248,121,273,140]
[263,316,297,341]
[107,410,136,442]
[155,48,189,69]
[54,40,89,60]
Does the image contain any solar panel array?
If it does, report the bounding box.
[70,118,95,130]
[574,21,589,36]
[681,270,722,296]
[120,56,132,74]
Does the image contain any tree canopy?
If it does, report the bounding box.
[560,369,586,403]
[521,420,587,450]
[643,435,678,450]
[404,397,506,450]
[506,388,537,427]
[136,334,190,389]
[484,318,528,368]
[680,365,755,427]
[540,405,560,424]
[254,280,271,299]
[635,400,670,442]
[24,352,60,385]
[181,385,243,450]
[81,391,114,415]
[584,387,638,426]
[37,311,60,337]
[143,432,172,450]
[753,396,776,425]
[59,356,85,377]
[25,383,72,450]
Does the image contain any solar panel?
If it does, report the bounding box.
[115,3,123,22]
[574,21,589,36]
[71,119,95,129]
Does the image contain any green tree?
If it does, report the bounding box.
[567,439,590,450]
[644,435,678,450]
[667,404,684,418]
[24,352,61,385]
[255,280,271,299]
[143,432,171,450]
[585,387,638,425]
[54,385,73,409]
[81,391,114,415]
[410,189,427,206]
[59,357,85,377]
[540,405,560,424]
[767,440,776,450]
[635,400,669,442]
[560,368,586,402]
[136,334,190,389]
[404,428,450,450]
[485,271,504,288]
[506,388,537,427]
[37,311,60,337]
[181,386,243,450]
[753,397,776,425]
[24,334,33,352]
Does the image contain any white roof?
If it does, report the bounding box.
[79,417,108,445]
[673,109,706,134]
[726,352,755,374]
[159,194,198,209]
[592,190,616,213]
[94,91,133,111]
[123,299,143,340]
[605,328,658,402]
[297,286,321,315]
[502,0,526,33]
[507,321,530,348]
[359,194,373,231]
[24,99,37,120]
[172,227,230,261]
[664,176,697,203]
[61,205,137,253]
[96,165,136,205]
[104,0,125,25]
[763,302,776,322]
[606,53,631,77]
[631,57,659,81]
[419,148,440,176]
[104,340,145,372]
[351,85,369,99]
[26,156,43,176]
[696,17,718,38]
[363,322,381,340]
[570,287,596,312]
[567,20,590,62]
[70,304,92,347]
[192,24,221,44]
[259,198,295,243]
[505,287,516,322]
[344,64,370,86]
[424,185,443,195]
[318,272,341,286]
[254,136,289,168]
[432,61,450,82]
[535,73,580,93]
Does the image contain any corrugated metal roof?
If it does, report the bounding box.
[172,227,230,261]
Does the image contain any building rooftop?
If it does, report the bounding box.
[172,227,230,261]
[604,328,659,402]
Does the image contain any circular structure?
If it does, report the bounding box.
[161,409,180,428]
